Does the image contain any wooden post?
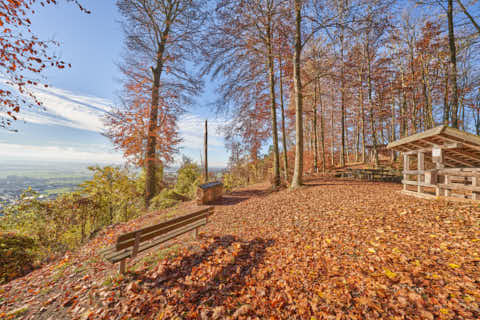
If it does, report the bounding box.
[472,176,478,200]
[119,259,126,274]
[445,175,451,197]
[204,120,208,183]
[193,227,199,239]
[132,231,140,258]
[403,154,409,191]
[418,152,425,194]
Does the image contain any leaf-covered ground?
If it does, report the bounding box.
[1,177,479,319]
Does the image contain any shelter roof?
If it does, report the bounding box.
[387,126,480,167]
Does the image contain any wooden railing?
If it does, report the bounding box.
[402,167,480,200]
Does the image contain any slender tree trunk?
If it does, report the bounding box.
[319,84,326,173]
[399,70,407,137]
[391,102,396,162]
[279,56,288,181]
[359,71,366,163]
[365,40,379,166]
[204,120,208,182]
[291,0,303,189]
[355,117,360,162]
[448,0,459,128]
[340,31,346,167]
[313,80,318,173]
[331,108,335,166]
[145,28,169,208]
[145,66,161,207]
[443,64,450,124]
[266,17,280,187]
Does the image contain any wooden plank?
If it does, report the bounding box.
[437,183,480,192]
[116,206,213,243]
[132,231,140,258]
[119,260,126,274]
[106,218,208,263]
[437,169,480,178]
[403,154,409,191]
[116,211,211,251]
[401,190,437,200]
[418,152,425,193]
[402,180,435,187]
[442,128,480,148]
[473,176,479,201]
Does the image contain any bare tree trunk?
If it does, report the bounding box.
[145,65,161,207]
[340,31,346,167]
[313,80,318,173]
[443,64,450,125]
[365,40,379,166]
[319,84,326,174]
[331,108,335,167]
[266,14,280,187]
[204,120,208,182]
[279,56,288,181]
[291,0,303,189]
[145,22,170,207]
[355,117,360,162]
[448,0,459,128]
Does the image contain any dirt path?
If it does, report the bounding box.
[1,178,479,319]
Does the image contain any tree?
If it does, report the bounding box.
[291,0,304,188]
[0,0,89,129]
[105,76,183,168]
[115,0,205,207]
[203,0,291,188]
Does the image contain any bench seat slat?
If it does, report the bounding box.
[116,211,211,251]
[117,206,212,243]
[105,218,207,263]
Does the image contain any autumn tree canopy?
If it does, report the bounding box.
[0,0,89,129]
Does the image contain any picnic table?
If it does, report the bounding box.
[335,167,401,182]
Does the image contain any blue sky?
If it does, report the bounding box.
[0,0,229,167]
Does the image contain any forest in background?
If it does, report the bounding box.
[1,0,480,285]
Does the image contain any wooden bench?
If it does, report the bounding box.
[101,206,214,273]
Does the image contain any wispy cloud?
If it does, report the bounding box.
[0,143,123,163]
[177,114,227,149]
[17,85,113,133]
[2,84,229,166]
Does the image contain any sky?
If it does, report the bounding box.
[0,0,229,168]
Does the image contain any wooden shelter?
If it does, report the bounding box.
[387,125,480,201]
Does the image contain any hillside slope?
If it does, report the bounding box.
[1,178,479,319]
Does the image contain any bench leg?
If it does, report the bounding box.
[193,227,199,239]
[119,259,126,274]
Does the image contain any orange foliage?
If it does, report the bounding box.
[0,0,88,128]
[105,76,182,167]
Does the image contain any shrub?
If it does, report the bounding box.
[175,163,202,199]
[0,232,37,283]
[149,189,183,210]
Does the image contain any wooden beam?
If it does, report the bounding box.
[402,180,435,187]
[418,152,425,193]
[403,154,409,191]
[446,149,480,164]
[473,176,479,201]
[403,142,462,155]
[387,125,445,150]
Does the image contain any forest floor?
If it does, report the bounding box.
[1,177,479,320]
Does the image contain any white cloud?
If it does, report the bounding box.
[0,143,124,164]
[2,83,229,166]
[177,114,227,149]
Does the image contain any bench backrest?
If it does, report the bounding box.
[115,206,213,251]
